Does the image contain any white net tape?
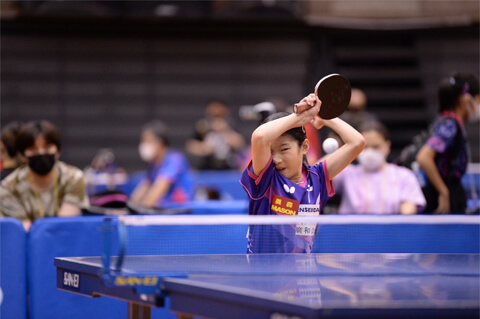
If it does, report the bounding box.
[119,214,480,226]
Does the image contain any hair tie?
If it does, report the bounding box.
[461,82,470,95]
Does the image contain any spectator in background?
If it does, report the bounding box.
[325,88,377,149]
[0,120,88,230]
[0,121,23,180]
[131,120,193,208]
[341,88,378,130]
[84,148,128,196]
[186,101,245,170]
[239,101,278,169]
[333,121,426,214]
[417,73,479,214]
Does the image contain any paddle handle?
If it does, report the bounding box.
[293,102,313,114]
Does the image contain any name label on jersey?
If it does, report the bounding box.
[271,195,299,216]
[296,204,319,236]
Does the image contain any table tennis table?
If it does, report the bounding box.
[55,253,479,319]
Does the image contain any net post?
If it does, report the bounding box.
[115,221,127,272]
[101,217,114,275]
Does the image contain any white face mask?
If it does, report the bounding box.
[357,148,385,172]
[138,143,158,162]
[467,96,480,123]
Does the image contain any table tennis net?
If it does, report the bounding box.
[114,214,478,257]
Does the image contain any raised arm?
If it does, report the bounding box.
[250,94,320,176]
[312,117,365,179]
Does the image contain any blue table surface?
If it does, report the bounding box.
[55,253,479,311]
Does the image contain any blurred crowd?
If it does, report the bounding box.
[0,71,478,230]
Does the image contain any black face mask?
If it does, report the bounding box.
[28,154,56,176]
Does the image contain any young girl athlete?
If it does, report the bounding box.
[240,94,366,253]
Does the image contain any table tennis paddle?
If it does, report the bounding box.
[293,74,351,120]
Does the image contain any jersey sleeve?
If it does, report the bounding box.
[426,118,458,154]
[240,157,274,200]
[311,161,335,206]
[332,165,347,194]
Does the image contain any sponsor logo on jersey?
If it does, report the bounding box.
[297,205,320,215]
[271,195,299,216]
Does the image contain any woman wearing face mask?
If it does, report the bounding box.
[417,73,479,214]
[0,120,89,230]
[333,121,426,214]
[130,120,193,208]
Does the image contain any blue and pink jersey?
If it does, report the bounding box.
[240,158,334,254]
[426,111,468,180]
[146,150,194,207]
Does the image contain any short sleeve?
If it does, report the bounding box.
[427,118,458,154]
[157,153,184,183]
[332,165,348,194]
[311,161,335,206]
[397,167,426,211]
[0,185,28,219]
[62,167,89,208]
[240,158,274,200]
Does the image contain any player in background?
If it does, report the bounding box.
[241,93,365,253]
[417,73,479,214]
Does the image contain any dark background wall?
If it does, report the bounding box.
[1,16,478,173]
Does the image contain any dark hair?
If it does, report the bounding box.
[438,72,479,112]
[263,112,307,147]
[142,120,169,146]
[359,121,390,141]
[17,120,61,155]
[1,121,22,157]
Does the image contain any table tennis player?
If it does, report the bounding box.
[417,72,479,214]
[0,120,89,231]
[240,93,365,253]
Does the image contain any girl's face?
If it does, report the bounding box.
[271,134,308,183]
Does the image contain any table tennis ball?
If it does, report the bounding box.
[322,138,339,154]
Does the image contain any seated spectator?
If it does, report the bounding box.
[417,72,479,214]
[333,121,426,214]
[130,120,193,208]
[84,148,128,196]
[186,101,245,170]
[0,121,23,180]
[0,120,89,230]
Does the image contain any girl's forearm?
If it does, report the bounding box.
[322,118,365,179]
[252,113,299,145]
[323,118,364,147]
